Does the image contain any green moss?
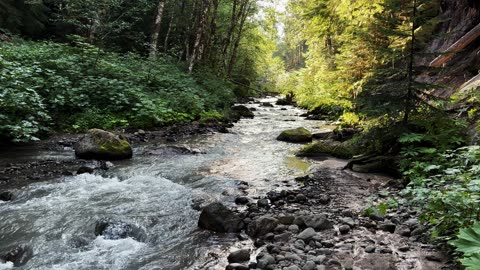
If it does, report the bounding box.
[90,129,132,155]
[277,127,312,143]
[296,141,355,159]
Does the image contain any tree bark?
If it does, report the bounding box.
[149,0,166,59]
[404,0,417,124]
[227,0,251,78]
[188,0,211,73]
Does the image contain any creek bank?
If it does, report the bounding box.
[0,120,232,193]
[200,162,450,270]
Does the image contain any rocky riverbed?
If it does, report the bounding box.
[205,159,455,270]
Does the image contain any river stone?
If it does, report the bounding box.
[95,218,147,242]
[235,197,250,205]
[0,245,32,266]
[284,266,301,270]
[302,214,333,231]
[75,129,133,160]
[228,249,251,263]
[277,128,312,143]
[247,216,279,238]
[231,105,254,119]
[339,225,350,234]
[378,223,396,233]
[298,228,316,241]
[257,254,275,269]
[303,261,316,270]
[77,166,94,174]
[198,202,243,233]
[226,263,249,270]
[0,191,14,201]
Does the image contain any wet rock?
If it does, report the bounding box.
[274,232,292,242]
[395,225,411,237]
[95,218,147,241]
[198,202,244,233]
[257,198,270,209]
[296,194,307,202]
[365,245,376,253]
[231,105,255,119]
[318,195,330,205]
[257,254,275,269]
[247,216,279,238]
[302,214,333,231]
[235,197,250,205]
[277,128,312,143]
[284,264,301,270]
[398,245,410,252]
[0,245,32,266]
[147,145,201,155]
[75,129,133,160]
[379,248,393,254]
[339,225,350,234]
[303,261,316,270]
[226,263,249,270]
[228,249,250,263]
[278,215,295,225]
[298,228,317,241]
[261,102,274,107]
[340,217,355,227]
[0,191,14,201]
[378,223,396,233]
[77,166,94,175]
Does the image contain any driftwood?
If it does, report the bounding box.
[430,22,480,67]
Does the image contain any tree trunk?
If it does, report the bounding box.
[206,0,219,66]
[218,0,239,75]
[149,0,166,59]
[188,0,211,73]
[164,10,175,53]
[227,0,250,78]
[404,0,417,124]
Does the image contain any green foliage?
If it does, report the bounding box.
[0,39,236,141]
[402,146,480,240]
[451,223,480,270]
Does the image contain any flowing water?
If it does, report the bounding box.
[0,98,333,270]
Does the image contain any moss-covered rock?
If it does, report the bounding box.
[296,140,355,159]
[277,127,312,143]
[75,129,133,160]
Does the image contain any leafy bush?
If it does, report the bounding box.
[0,38,236,141]
[451,223,480,269]
[402,146,480,240]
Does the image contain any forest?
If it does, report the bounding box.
[1,0,480,269]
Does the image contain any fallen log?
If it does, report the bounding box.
[430,22,480,67]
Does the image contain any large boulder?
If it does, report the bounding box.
[95,218,147,242]
[295,140,354,159]
[276,128,312,143]
[75,129,133,160]
[247,216,279,238]
[198,202,244,233]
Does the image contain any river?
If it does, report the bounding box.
[0,98,333,270]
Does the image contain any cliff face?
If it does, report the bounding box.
[422,0,480,97]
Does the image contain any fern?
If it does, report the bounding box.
[451,223,480,270]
